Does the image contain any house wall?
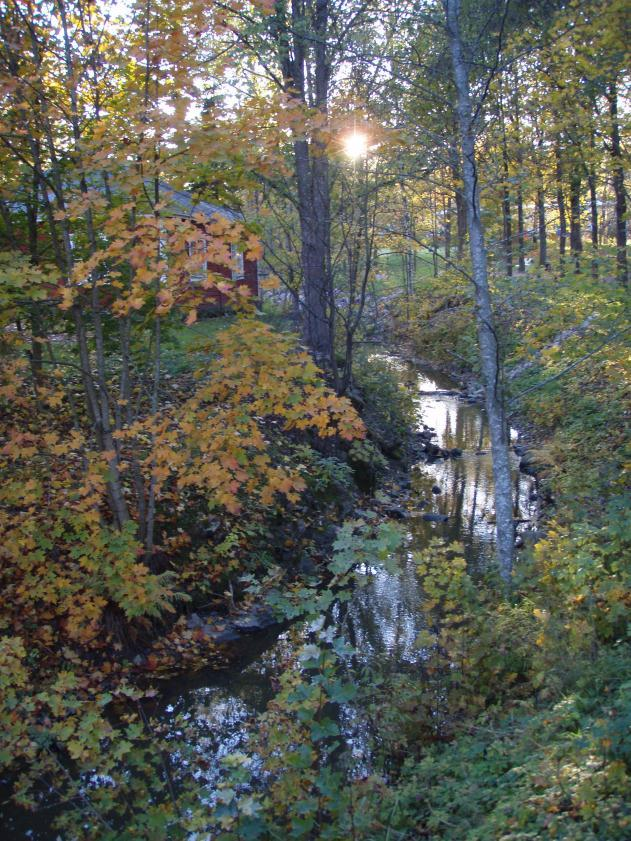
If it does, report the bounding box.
[197,257,259,315]
[243,257,259,298]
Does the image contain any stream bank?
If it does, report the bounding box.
[137,351,540,677]
[3,353,538,839]
[141,356,538,797]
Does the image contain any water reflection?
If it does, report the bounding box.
[150,360,538,788]
[153,358,536,787]
[145,631,297,789]
[340,361,536,668]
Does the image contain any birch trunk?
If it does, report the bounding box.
[444,0,514,585]
[607,80,628,288]
[555,143,567,272]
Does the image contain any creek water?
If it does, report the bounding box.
[149,358,537,765]
[5,356,537,838]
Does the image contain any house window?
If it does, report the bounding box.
[188,238,208,282]
[231,245,244,280]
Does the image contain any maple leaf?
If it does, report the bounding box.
[58,287,76,310]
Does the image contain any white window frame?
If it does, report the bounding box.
[231,244,244,281]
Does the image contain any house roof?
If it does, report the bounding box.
[30,177,243,226]
[157,182,242,222]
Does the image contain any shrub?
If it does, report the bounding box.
[353,352,415,455]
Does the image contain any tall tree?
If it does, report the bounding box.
[606,79,628,287]
[444,0,515,583]
[264,0,334,367]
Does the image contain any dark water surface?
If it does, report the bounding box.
[144,357,537,794]
[342,356,535,670]
[4,356,537,837]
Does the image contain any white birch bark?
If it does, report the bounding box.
[444,0,515,584]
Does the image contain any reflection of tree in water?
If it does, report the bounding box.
[454,404,465,447]
[468,420,486,537]
[449,467,466,522]
[408,372,518,576]
[150,359,540,790]
[340,554,427,667]
[444,408,453,448]
[514,470,522,517]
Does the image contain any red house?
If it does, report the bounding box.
[160,183,259,313]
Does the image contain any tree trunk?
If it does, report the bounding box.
[339,157,376,395]
[25,172,46,383]
[537,186,548,268]
[511,83,526,273]
[444,194,452,259]
[401,185,415,319]
[454,180,467,259]
[119,316,147,536]
[607,80,628,287]
[281,0,333,368]
[516,184,525,273]
[431,192,438,277]
[500,125,513,278]
[569,170,583,270]
[555,143,567,275]
[54,0,130,529]
[450,138,467,258]
[295,139,331,364]
[535,124,547,267]
[588,165,599,278]
[445,0,514,586]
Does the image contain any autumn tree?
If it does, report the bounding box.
[0,0,364,645]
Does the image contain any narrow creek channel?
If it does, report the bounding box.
[6,355,537,838]
[141,357,537,800]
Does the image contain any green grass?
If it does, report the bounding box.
[161,314,233,374]
[376,248,441,295]
[174,315,234,350]
[378,648,631,840]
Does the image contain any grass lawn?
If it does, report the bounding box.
[175,315,234,350]
[376,247,440,296]
[161,314,234,374]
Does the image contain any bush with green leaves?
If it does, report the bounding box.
[353,353,415,455]
[370,647,631,840]
[291,443,355,498]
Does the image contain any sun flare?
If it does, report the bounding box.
[343,131,368,160]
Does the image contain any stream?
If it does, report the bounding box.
[143,357,537,799]
[6,356,537,838]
